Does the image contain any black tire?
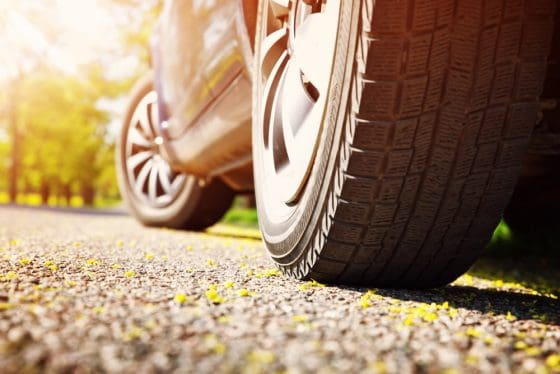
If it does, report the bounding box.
[253,0,555,288]
[116,73,234,231]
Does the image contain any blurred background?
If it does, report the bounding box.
[0,0,162,208]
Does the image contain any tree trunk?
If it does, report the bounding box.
[40,182,50,205]
[62,184,72,205]
[81,185,95,206]
[7,75,22,203]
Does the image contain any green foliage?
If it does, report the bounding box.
[487,219,560,258]
[0,64,126,205]
[490,220,513,245]
[222,208,259,228]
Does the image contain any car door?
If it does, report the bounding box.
[152,0,244,140]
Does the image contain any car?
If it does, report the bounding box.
[116,0,558,288]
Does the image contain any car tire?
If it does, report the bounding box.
[116,73,234,230]
[252,0,555,288]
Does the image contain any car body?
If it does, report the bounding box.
[149,0,257,191]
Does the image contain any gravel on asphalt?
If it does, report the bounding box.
[0,206,559,373]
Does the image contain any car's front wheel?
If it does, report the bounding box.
[252,0,554,287]
[116,73,234,230]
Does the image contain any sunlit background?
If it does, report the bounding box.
[0,0,161,207]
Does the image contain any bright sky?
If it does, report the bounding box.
[0,0,147,80]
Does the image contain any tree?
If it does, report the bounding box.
[0,0,162,205]
[11,65,113,205]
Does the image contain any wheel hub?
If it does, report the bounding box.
[124,91,186,209]
[257,0,341,211]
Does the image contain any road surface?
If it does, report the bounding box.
[0,206,559,373]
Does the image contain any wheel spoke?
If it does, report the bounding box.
[128,126,152,148]
[270,0,290,18]
[271,68,290,171]
[158,161,172,194]
[281,60,316,137]
[262,50,289,148]
[261,28,288,81]
[131,92,157,139]
[292,8,338,95]
[147,161,159,202]
[170,174,185,193]
[288,102,323,165]
[133,158,153,195]
[126,151,152,172]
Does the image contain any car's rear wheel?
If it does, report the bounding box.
[116,73,234,230]
[252,0,555,287]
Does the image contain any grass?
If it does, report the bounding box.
[487,220,560,257]
[221,208,258,228]
[211,207,260,239]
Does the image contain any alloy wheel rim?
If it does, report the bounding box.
[256,0,341,222]
[124,91,186,209]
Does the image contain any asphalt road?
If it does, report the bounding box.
[0,206,559,373]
